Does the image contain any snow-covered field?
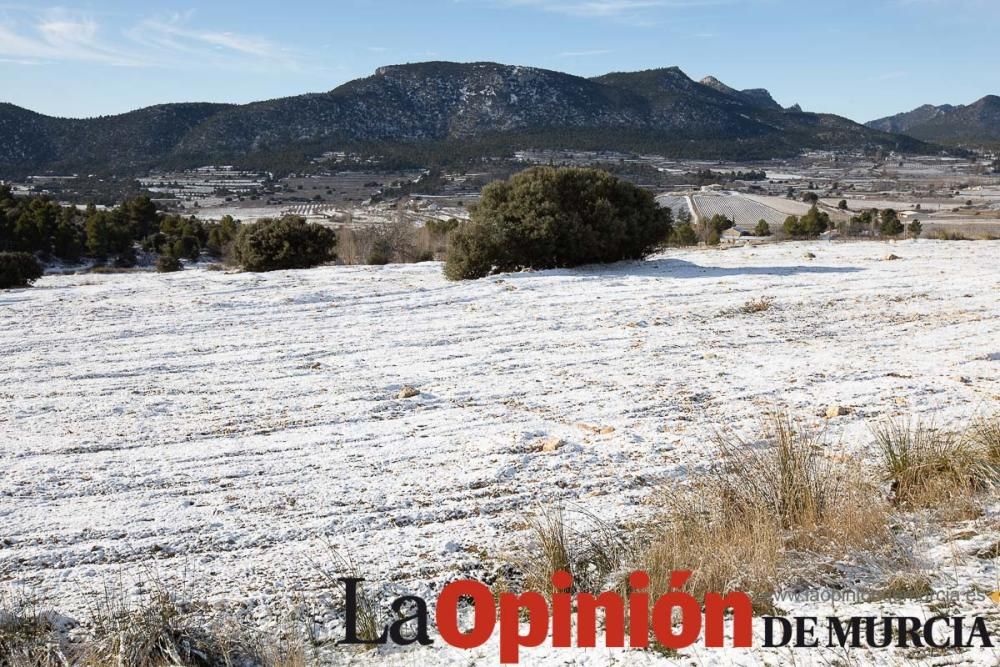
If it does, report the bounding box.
[2,241,999,664]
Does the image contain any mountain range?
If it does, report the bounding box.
[866,96,1000,146]
[0,61,938,177]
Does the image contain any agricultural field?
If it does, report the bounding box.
[653,194,691,219]
[2,240,998,665]
[691,192,792,228]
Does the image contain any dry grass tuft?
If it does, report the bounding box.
[966,413,1000,466]
[872,417,996,518]
[0,592,72,667]
[640,414,890,611]
[641,484,782,612]
[714,414,889,550]
[315,547,386,647]
[522,506,633,598]
[78,580,304,667]
[875,571,934,601]
[738,296,774,314]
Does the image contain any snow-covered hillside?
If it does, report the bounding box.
[2,240,998,664]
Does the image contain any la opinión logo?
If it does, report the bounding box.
[338,570,995,663]
[340,570,752,663]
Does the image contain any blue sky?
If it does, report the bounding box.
[0,0,996,123]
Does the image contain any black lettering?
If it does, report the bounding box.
[389,595,433,646]
[828,617,862,648]
[795,617,818,647]
[896,617,923,648]
[968,617,994,648]
[338,578,388,645]
[763,617,792,647]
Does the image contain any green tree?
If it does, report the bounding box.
[0,208,11,252]
[837,200,848,210]
[879,209,904,237]
[0,252,43,289]
[444,167,671,280]
[800,206,830,236]
[670,222,698,246]
[784,206,829,237]
[754,220,771,236]
[205,215,239,256]
[233,216,336,272]
[907,219,922,238]
[126,195,159,238]
[171,235,201,261]
[53,220,83,261]
[85,210,114,260]
[783,215,802,236]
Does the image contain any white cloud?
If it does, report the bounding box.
[498,0,735,19]
[0,8,298,70]
[0,11,144,66]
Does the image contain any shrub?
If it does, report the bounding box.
[907,219,922,238]
[669,222,698,246]
[170,236,201,262]
[425,218,460,237]
[783,206,829,237]
[754,220,771,236]
[366,249,390,265]
[155,255,183,273]
[80,582,303,667]
[444,167,671,280]
[872,417,995,517]
[232,216,336,272]
[878,209,904,237]
[0,252,43,289]
[928,229,971,241]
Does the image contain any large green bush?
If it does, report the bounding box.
[156,255,183,273]
[783,206,830,238]
[0,252,43,289]
[444,167,672,280]
[232,216,336,272]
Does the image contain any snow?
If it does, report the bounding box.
[2,240,998,664]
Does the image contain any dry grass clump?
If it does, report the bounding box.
[77,581,304,667]
[966,413,1000,466]
[652,417,884,601]
[737,296,774,314]
[522,506,633,598]
[0,592,72,667]
[314,547,387,647]
[518,415,893,614]
[642,484,782,612]
[874,571,934,601]
[872,417,996,518]
[720,296,775,317]
[714,415,889,551]
[639,415,892,611]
